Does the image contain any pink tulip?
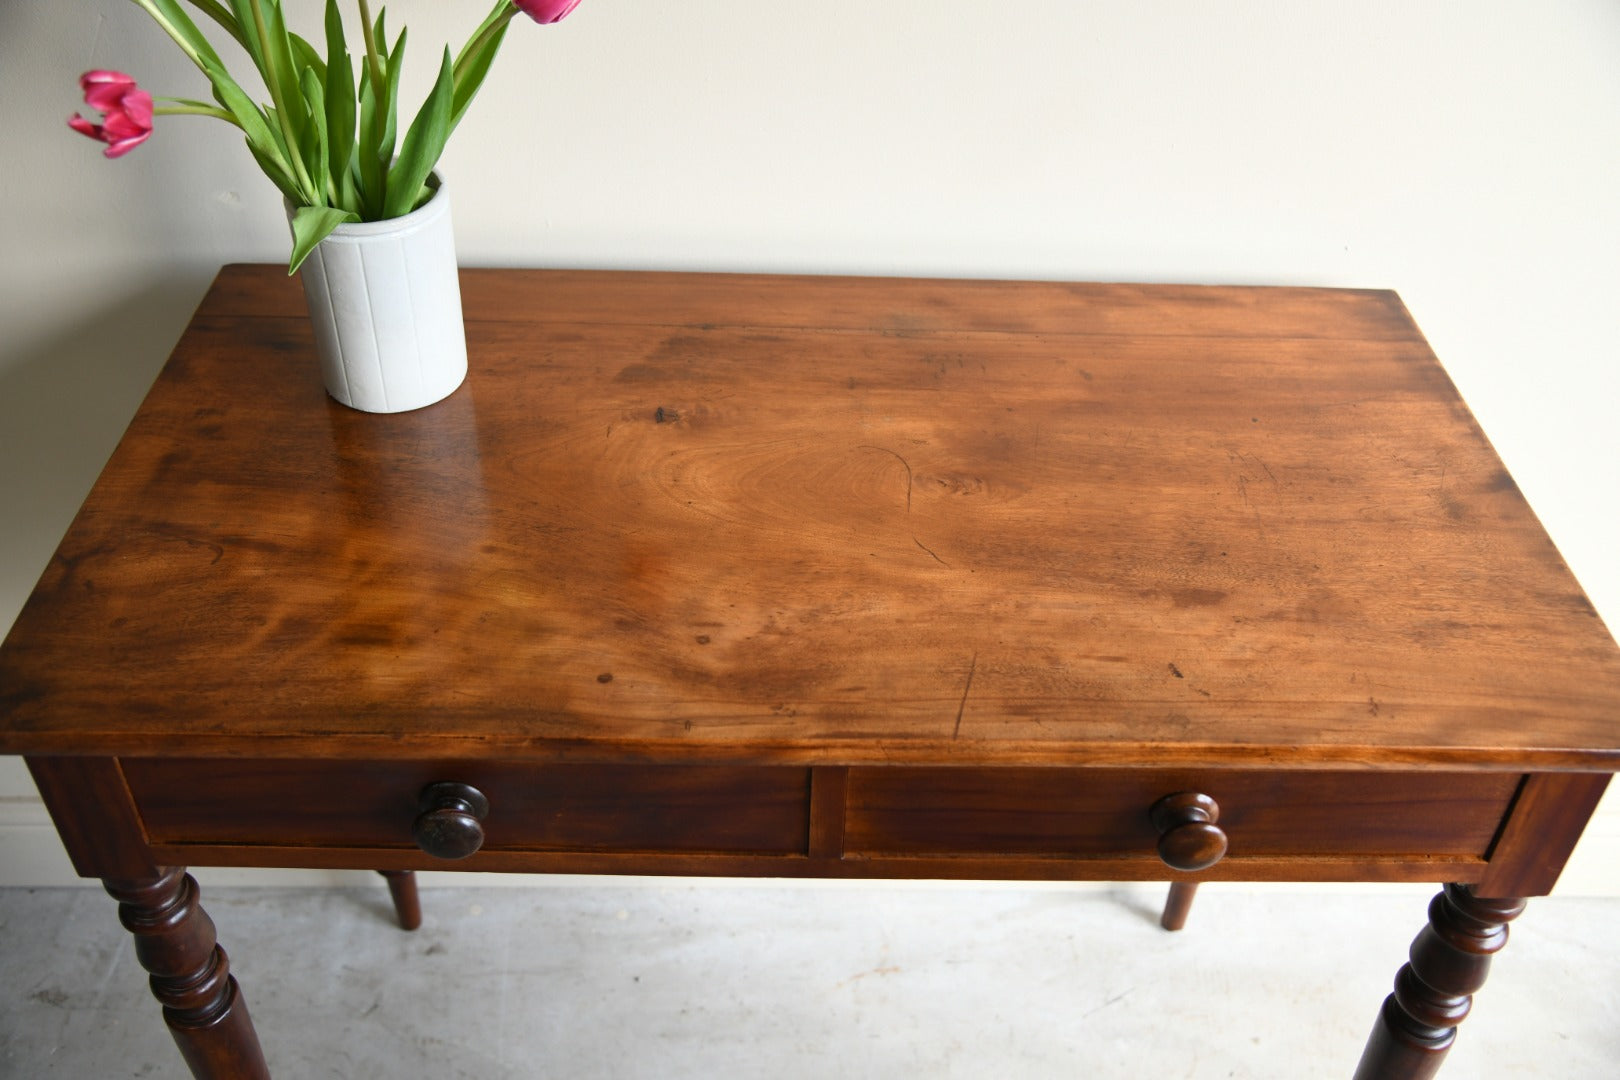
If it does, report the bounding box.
[68,70,154,158]
[512,0,583,25]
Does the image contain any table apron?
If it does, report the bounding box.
[27,756,1593,892]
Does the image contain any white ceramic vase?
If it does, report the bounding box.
[291,177,468,413]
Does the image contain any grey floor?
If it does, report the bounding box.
[0,881,1614,1079]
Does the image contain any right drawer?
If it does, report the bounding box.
[842,768,1521,860]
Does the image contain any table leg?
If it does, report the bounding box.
[378,870,423,930]
[103,868,270,1080]
[1160,881,1199,931]
[1353,883,1526,1080]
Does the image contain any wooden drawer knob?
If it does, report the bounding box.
[1150,791,1228,872]
[413,782,490,860]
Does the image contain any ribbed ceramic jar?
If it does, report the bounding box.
[292,176,467,413]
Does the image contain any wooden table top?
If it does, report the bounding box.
[2,265,1618,770]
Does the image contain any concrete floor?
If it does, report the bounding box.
[0,881,1614,1079]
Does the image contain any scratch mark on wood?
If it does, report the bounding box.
[952,652,978,739]
[859,444,950,566]
[914,537,949,567]
[858,444,913,513]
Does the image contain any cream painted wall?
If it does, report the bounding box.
[2,1,1618,890]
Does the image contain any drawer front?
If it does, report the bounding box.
[123,759,812,857]
[844,768,1521,860]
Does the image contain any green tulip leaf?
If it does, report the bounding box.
[384,47,454,220]
[356,74,384,219]
[225,2,270,84]
[450,19,508,134]
[202,57,297,188]
[290,32,327,86]
[373,8,389,64]
[261,1,309,143]
[380,27,407,165]
[244,136,303,205]
[141,0,228,70]
[288,205,360,275]
[323,0,358,212]
[298,67,331,204]
[181,0,248,50]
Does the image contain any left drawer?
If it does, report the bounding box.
[121,759,812,857]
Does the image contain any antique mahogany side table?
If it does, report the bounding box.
[2,266,1618,1079]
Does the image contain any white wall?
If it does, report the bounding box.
[2,1,1618,891]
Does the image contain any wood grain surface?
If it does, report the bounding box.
[2,266,1617,768]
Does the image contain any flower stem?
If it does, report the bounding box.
[155,101,240,125]
[243,0,316,201]
[357,0,384,91]
[454,3,518,84]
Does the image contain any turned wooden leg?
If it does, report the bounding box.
[1160,881,1199,931]
[104,868,270,1080]
[1353,883,1527,1080]
[378,870,423,931]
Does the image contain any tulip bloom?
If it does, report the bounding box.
[68,70,154,158]
[513,0,583,24]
